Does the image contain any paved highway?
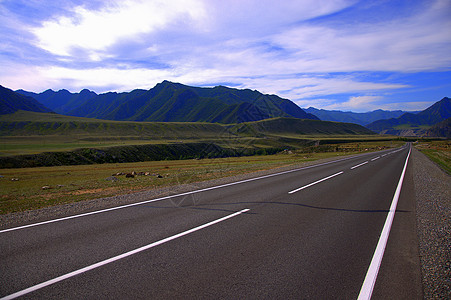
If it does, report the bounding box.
[0,144,422,299]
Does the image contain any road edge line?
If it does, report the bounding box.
[357,145,411,300]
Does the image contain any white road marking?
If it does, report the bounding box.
[371,156,380,161]
[358,146,411,300]
[0,153,380,234]
[0,209,250,300]
[288,171,343,194]
[351,161,368,169]
[389,148,403,155]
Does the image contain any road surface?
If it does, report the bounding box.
[0,144,422,299]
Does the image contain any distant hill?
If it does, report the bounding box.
[0,110,227,139]
[0,111,378,168]
[0,85,52,115]
[230,117,374,136]
[17,88,97,114]
[0,111,372,137]
[304,107,410,126]
[65,81,319,123]
[366,97,451,135]
[424,117,451,138]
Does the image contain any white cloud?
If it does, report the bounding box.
[37,66,174,91]
[377,101,433,112]
[322,96,384,112]
[270,8,451,72]
[28,0,451,74]
[32,0,207,57]
[0,63,55,92]
[303,96,434,112]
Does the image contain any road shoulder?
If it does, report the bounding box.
[412,147,451,299]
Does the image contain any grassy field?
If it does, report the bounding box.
[415,140,451,174]
[394,124,431,130]
[0,152,327,214]
[0,140,405,215]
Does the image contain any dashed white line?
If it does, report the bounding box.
[0,208,250,300]
[358,146,411,300]
[351,161,369,170]
[371,156,380,161]
[288,171,344,194]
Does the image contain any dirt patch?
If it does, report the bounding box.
[71,187,117,195]
[37,194,55,201]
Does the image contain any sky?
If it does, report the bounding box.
[0,0,450,112]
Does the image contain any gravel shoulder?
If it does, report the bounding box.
[411,147,450,299]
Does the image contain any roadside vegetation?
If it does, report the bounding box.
[415,139,451,174]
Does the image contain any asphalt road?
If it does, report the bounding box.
[0,144,422,299]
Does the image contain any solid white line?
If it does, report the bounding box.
[288,171,343,194]
[371,156,380,161]
[0,208,250,300]
[357,146,411,300]
[0,153,377,234]
[351,161,369,170]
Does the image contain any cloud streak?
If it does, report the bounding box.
[32,0,207,58]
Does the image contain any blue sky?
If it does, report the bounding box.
[0,0,450,112]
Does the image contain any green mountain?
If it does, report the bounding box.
[17,88,97,114]
[305,107,410,126]
[0,85,52,115]
[67,81,318,123]
[424,117,451,138]
[366,97,451,135]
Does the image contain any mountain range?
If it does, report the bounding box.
[306,98,450,136]
[304,107,412,126]
[17,88,97,114]
[0,85,52,115]
[16,81,318,123]
[1,81,450,137]
[366,97,451,135]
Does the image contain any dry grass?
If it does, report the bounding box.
[415,140,451,174]
[0,151,358,214]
